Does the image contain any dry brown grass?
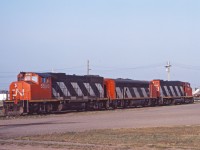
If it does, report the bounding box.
[18,125,200,150]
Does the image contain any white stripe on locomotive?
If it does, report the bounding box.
[125,87,132,98]
[84,83,95,96]
[141,88,148,97]
[52,87,60,97]
[95,83,104,98]
[116,87,123,98]
[160,86,164,97]
[163,86,170,97]
[133,87,140,98]
[175,86,181,96]
[180,86,184,96]
[57,82,71,96]
[71,82,83,96]
[169,86,176,97]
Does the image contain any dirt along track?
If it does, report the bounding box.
[0,102,200,139]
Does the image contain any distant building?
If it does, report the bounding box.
[0,90,8,100]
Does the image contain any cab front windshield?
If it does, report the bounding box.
[24,74,38,83]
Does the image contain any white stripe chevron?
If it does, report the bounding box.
[180,86,184,95]
[133,87,140,98]
[95,83,104,97]
[164,86,170,96]
[141,88,148,97]
[116,87,123,98]
[175,86,181,96]
[169,86,176,97]
[95,83,103,92]
[125,87,132,98]
[57,82,71,96]
[52,88,59,97]
[84,83,95,96]
[160,86,164,97]
[71,82,83,96]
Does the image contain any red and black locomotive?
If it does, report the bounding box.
[3,72,194,115]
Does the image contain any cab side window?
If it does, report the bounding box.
[42,78,47,83]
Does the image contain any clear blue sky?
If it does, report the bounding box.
[0,0,200,90]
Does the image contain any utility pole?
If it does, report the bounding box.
[87,60,91,75]
[165,61,172,81]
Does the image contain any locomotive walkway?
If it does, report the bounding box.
[0,102,200,139]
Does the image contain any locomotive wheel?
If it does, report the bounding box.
[144,100,149,107]
[149,100,156,106]
[112,101,117,109]
[105,101,110,109]
[2,108,7,116]
[46,104,53,113]
[31,104,40,114]
[171,99,175,105]
[18,106,24,115]
[58,104,64,112]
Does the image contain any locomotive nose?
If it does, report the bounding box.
[10,82,25,103]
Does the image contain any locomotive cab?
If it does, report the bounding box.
[183,82,192,96]
[10,72,52,104]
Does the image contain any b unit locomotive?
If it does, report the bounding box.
[105,79,151,108]
[3,72,194,115]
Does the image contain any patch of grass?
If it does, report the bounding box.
[19,125,200,150]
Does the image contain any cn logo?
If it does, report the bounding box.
[16,89,24,96]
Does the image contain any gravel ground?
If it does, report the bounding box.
[0,102,200,150]
[1,103,200,138]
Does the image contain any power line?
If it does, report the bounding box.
[91,63,164,72]
[173,63,200,71]
[0,76,16,78]
[35,66,85,73]
[0,72,18,74]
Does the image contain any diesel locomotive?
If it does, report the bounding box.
[3,72,194,115]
